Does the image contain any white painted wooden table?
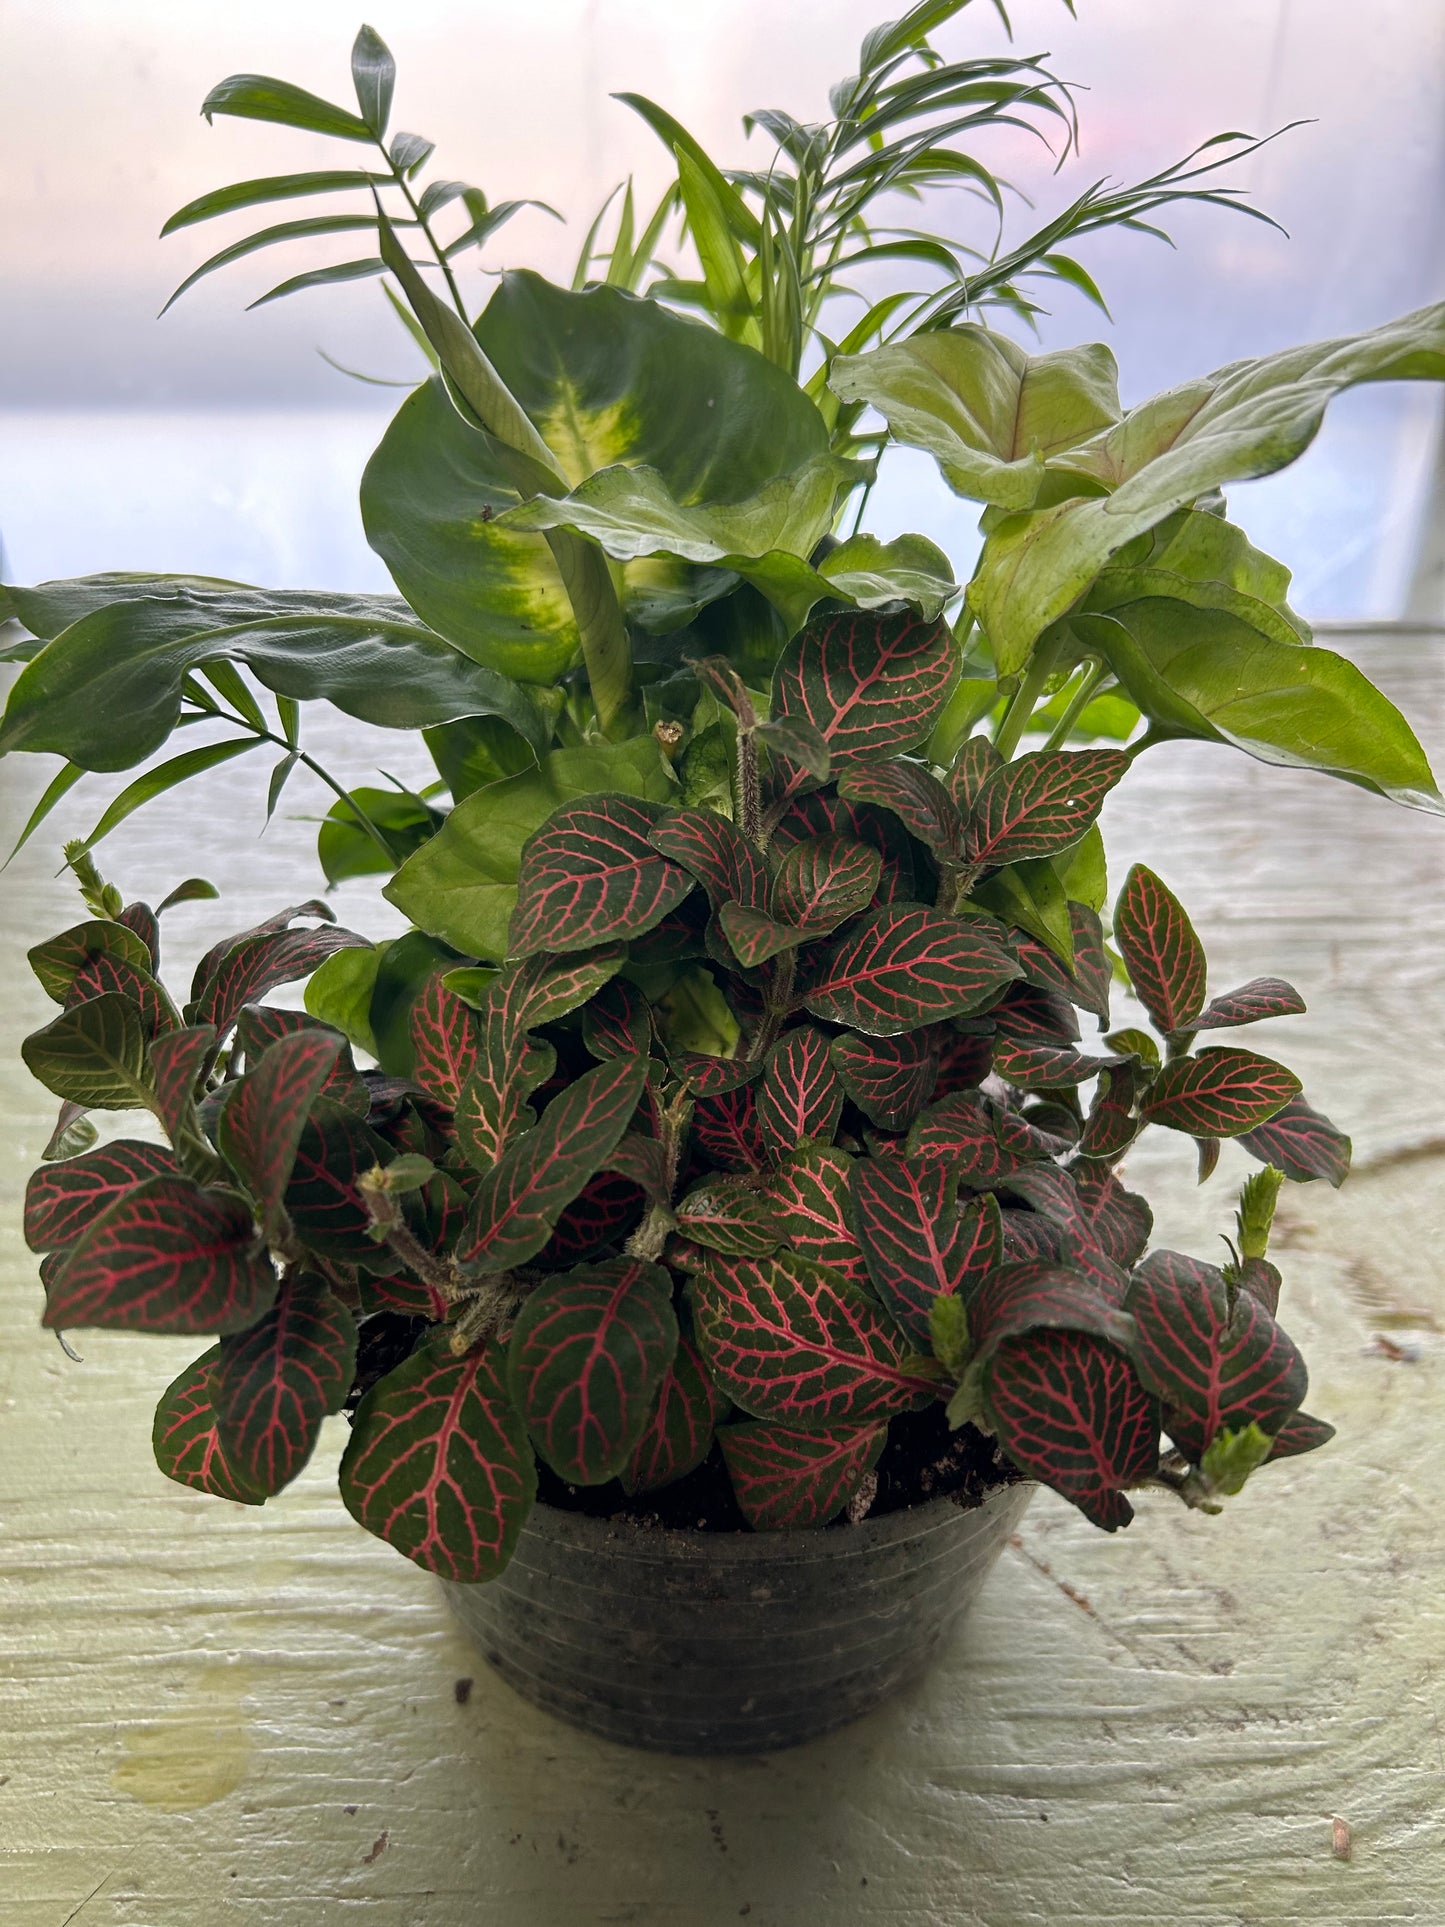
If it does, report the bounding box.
[1,635,1441,1926]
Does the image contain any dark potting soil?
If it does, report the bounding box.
[536,1404,1020,1534]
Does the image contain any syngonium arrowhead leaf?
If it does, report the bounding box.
[43,1176,275,1334]
[1126,1249,1308,1463]
[217,1029,346,1240]
[24,1140,178,1252]
[620,1337,729,1495]
[1113,864,1207,1036]
[804,903,1021,1036]
[1141,1046,1300,1137]
[455,1054,648,1272]
[507,1257,679,1484]
[339,1333,537,1582]
[969,300,1445,676]
[687,1246,936,1426]
[831,328,1121,509]
[212,1276,357,1495]
[720,1417,887,1530]
[966,749,1129,868]
[153,1347,265,1506]
[852,1156,1002,1344]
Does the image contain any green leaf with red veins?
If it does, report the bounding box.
[117,900,160,970]
[993,982,1081,1046]
[1141,1047,1301,1137]
[692,1084,767,1172]
[836,761,964,858]
[993,1037,1115,1091]
[1193,977,1306,1031]
[507,796,693,958]
[44,1177,275,1334]
[966,750,1129,869]
[339,1332,537,1582]
[769,607,959,799]
[191,901,333,1005]
[582,978,652,1059]
[153,1347,264,1505]
[507,1257,679,1484]
[650,809,770,909]
[191,927,369,1044]
[1013,905,1112,1028]
[997,1168,1127,1298]
[969,1259,1138,1361]
[933,1027,995,1097]
[285,1100,396,1266]
[1239,1095,1352,1187]
[758,1027,843,1157]
[770,832,882,933]
[149,1024,218,1143]
[217,1029,346,1240]
[212,1276,357,1495]
[535,1169,648,1267]
[830,1028,939,1132]
[66,951,177,1038]
[1268,1409,1336,1461]
[804,904,1021,1036]
[455,1055,648,1273]
[1126,1249,1308,1463]
[1071,1164,1155,1267]
[620,1337,729,1495]
[455,1038,555,1172]
[983,1327,1160,1531]
[755,715,831,784]
[908,1090,1029,1182]
[688,1247,936,1425]
[673,1050,759,1096]
[1237,1257,1282,1315]
[29,918,155,1003]
[676,1178,782,1257]
[770,790,920,903]
[720,1418,887,1529]
[766,1148,871,1291]
[1078,1060,1145,1160]
[235,1005,367,1116]
[716,902,809,968]
[407,973,481,1107]
[22,991,157,1113]
[1113,864,1207,1035]
[949,735,1002,813]
[24,1140,178,1252]
[853,1154,1002,1343]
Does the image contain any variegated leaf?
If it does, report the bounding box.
[1141,1047,1300,1137]
[1113,864,1207,1035]
[153,1347,264,1506]
[407,973,482,1107]
[213,1275,357,1495]
[836,760,963,858]
[966,750,1128,868]
[766,1148,870,1291]
[830,1028,939,1132]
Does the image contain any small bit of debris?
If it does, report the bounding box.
[1332,1816,1352,1861]
[845,1471,879,1525]
[361,1831,390,1866]
[453,1677,473,1705]
[1367,1334,1423,1363]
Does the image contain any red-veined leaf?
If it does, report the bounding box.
[153,1347,264,1506]
[116,900,160,970]
[908,1090,1030,1182]
[24,1140,178,1252]
[620,1337,729,1495]
[675,1177,782,1256]
[508,797,693,957]
[673,1050,758,1096]
[284,1100,396,1266]
[770,831,882,932]
[755,714,831,783]
[969,1260,1138,1362]
[992,982,1081,1045]
[1077,1060,1146,1160]
[717,902,809,968]
[21,991,156,1113]
[1014,904,1113,1029]
[983,1327,1160,1531]
[1141,1047,1300,1137]
[692,1083,767,1172]
[1126,1250,1308,1463]
[66,951,177,1039]
[29,918,154,1003]
[455,1055,648,1272]
[41,1103,96,1162]
[852,1154,1001,1343]
[1237,1256,1282,1316]
[606,1133,669,1202]
[949,735,1003,813]
[507,1257,679,1483]
[993,1036,1114,1090]
[408,972,481,1106]
[339,1333,536,1582]
[932,1027,995,1097]
[830,1028,939,1131]
[217,1029,346,1239]
[1113,865,1207,1035]
[190,922,372,1037]
[359,1268,448,1320]
[234,1004,367,1116]
[1239,1094,1352,1187]
[1000,1210,1071,1266]
[769,789,919,903]
[191,900,333,1000]
[804,903,1020,1036]
[836,760,963,858]
[534,1170,648,1266]
[720,1417,887,1529]
[993,1167,1131,1298]
[649,809,768,909]
[44,1177,275,1334]
[1071,1163,1154,1267]
[1268,1409,1336,1460]
[766,1147,870,1290]
[966,749,1128,868]
[758,1026,843,1157]
[688,1247,936,1425]
[1194,977,1306,1031]
[213,1275,357,1495]
[150,1024,218,1143]
[581,978,652,1059]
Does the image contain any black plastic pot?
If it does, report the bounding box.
[442,1479,1034,1754]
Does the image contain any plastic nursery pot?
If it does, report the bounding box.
[441,1478,1036,1754]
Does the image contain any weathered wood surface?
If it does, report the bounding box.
[1,635,1441,1926]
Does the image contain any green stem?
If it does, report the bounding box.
[993,632,1066,761]
[379,144,468,320]
[1040,656,1108,753]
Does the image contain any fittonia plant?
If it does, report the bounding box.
[1,8,1440,1580]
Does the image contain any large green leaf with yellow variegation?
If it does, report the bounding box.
[360,269,834,683]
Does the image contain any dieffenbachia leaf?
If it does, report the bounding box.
[508,796,693,958]
[853,1155,1002,1344]
[212,1276,357,1495]
[692,1084,767,1173]
[830,1027,939,1132]
[1193,978,1306,1031]
[830,329,1121,510]
[836,760,963,858]
[966,749,1129,869]
[1113,864,1207,1036]
[766,1148,871,1292]
[407,972,482,1107]
[720,1417,887,1530]
[22,992,156,1113]
[968,301,1445,677]
[757,1027,843,1157]
[507,1257,679,1483]
[339,1333,536,1582]
[455,1055,648,1272]
[1140,1047,1300,1137]
[153,1347,264,1506]
[650,808,769,909]
[217,1029,346,1241]
[43,1177,275,1334]
[1126,1249,1308,1463]
[803,903,1020,1035]
[687,1247,936,1425]
[1239,1095,1352,1187]
[675,1177,782,1257]
[24,1140,178,1252]
[982,1326,1160,1531]
[770,832,882,932]
[620,1337,729,1495]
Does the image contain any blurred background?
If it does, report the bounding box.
[3,0,1445,618]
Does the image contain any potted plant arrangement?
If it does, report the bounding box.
[3,4,1441,1753]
